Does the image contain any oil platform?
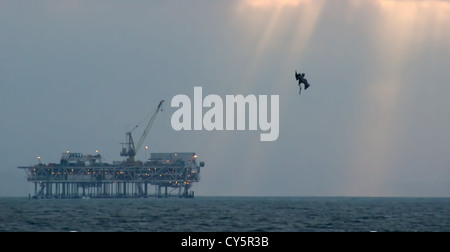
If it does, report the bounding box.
[18,100,205,199]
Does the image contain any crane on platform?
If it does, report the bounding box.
[121,100,164,163]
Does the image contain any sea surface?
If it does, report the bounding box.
[0,197,449,232]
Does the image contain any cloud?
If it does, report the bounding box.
[2,0,450,197]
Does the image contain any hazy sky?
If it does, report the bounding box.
[1,0,450,197]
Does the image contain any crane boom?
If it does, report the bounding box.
[120,100,164,163]
[136,100,164,154]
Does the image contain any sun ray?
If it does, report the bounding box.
[345,0,450,195]
[242,0,309,9]
[233,0,325,93]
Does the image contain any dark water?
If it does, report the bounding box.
[0,197,449,232]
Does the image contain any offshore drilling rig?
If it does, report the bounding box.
[18,100,205,199]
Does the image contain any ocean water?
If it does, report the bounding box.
[0,197,449,232]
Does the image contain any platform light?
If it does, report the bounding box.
[193,155,198,159]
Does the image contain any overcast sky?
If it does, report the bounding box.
[1,0,450,197]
